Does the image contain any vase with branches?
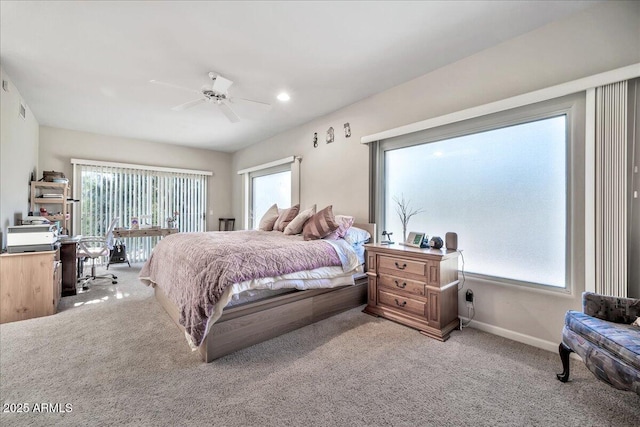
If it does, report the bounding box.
[393,194,425,242]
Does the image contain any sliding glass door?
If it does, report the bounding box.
[77,163,208,263]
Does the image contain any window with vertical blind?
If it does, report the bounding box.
[72,159,210,263]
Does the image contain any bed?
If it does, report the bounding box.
[140,222,375,362]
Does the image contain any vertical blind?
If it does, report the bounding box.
[75,162,208,263]
[595,80,628,297]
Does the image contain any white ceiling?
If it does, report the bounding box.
[0,1,598,152]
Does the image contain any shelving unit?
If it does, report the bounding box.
[30,181,71,234]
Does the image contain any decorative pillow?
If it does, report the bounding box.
[632,317,640,328]
[323,215,355,240]
[258,204,279,231]
[303,205,340,240]
[284,204,316,235]
[273,204,300,232]
[344,226,371,245]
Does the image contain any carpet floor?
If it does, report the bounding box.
[0,264,638,427]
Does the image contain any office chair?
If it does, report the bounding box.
[77,217,118,290]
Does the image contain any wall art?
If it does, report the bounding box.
[344,122,351,138]
[326,127,334,143]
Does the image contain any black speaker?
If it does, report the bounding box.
[445,232,458,251]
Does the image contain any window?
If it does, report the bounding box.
[250,167,291,229]
[376,95,584,289]
[238,156,300,229]
[73,160,210,263]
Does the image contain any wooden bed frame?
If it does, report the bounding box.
[153,223,375,362]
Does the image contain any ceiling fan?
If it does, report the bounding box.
[150,72,271,123]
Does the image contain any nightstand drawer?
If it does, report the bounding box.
[378,275,425,296]
[379,255,426,277]
[378,289,426,317]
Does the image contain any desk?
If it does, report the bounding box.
[1,249,61,323]
[112,228,178,238]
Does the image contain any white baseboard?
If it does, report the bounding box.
[458,317,580,361]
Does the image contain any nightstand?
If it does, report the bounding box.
[363,243,460,341]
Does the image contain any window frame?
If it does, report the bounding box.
[238,156,301,230]
[373,93,585,293]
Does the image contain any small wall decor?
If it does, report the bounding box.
[344,122,351,138]
[326,127,334,144]
[313,132,318,148]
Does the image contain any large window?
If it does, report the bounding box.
[377,95,583,289]
[250,168,291,229]
[73,160,209,263]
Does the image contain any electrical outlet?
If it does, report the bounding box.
[465,289,474,303]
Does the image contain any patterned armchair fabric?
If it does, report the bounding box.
[557,292,640,396]
[582,292,640,323]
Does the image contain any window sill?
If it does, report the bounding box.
[462,271,576,298]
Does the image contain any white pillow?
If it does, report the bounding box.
[258,204,279,231]
[344,226,371,245]
[284,205,316,235]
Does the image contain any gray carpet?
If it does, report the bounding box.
[0,264,638,427]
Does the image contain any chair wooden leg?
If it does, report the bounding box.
[557,342,573,382]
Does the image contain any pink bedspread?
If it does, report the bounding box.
[139,230,342,346]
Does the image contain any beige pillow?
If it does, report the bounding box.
[284,205,316,235]
[258,204,279,231]
[303,205,340,240]
[273,204,300,232]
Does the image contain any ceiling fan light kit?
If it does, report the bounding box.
[151,71,271,123]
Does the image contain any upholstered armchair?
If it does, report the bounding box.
[557,292,640,395]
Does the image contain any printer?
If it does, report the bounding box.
[6,224,59,253]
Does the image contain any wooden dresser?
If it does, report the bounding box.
[0,249,62,324]
[363,243,460,341]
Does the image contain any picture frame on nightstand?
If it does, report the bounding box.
[403,231,425,248]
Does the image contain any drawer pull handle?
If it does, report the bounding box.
[394,280,407,289]
[394,262,407,270]
[394,299,407,307]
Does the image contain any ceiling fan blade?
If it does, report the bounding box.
[150,79,200,94]
[211,75,234,94]
[218,102,240,123]
[171,98,206,111]
[234,97,272,109]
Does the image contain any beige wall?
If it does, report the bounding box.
[231,1,640,350]
[0,68,40,249]
[39,126,232,232]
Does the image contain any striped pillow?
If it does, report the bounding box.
[303,205,340,240]
[273,204,300,232]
